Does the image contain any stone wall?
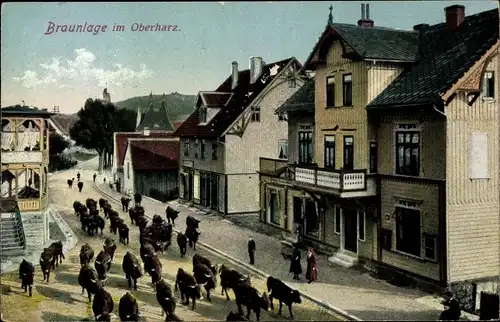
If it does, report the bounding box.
[451,279,500,313]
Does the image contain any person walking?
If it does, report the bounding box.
[76,171,81,182]
[93,173,97,182]
[289,243,302,280]
[305,247,318,284]
[248,237,256,265]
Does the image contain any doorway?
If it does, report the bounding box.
[342,208,358,253]
[343,136,354,171]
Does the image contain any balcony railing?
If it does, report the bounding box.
[18,198,41,212]
[294,167,367,191]
[259,157,288,173]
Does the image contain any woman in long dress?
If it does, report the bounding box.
[305,247,318,284]
[289,244,302,280]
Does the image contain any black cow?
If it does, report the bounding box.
[95,215,105,235]
[193,254,217,274]
[118,222,130,245]
[95,250,112,285]
[156,279,176,318]
[67,178,74,188]
[39,248,54,283]
[266,276,302,319]
[144,254,162,285]
[176,233,187,257]
[48,241,65,266]
[99,198,107,211]
[92,284,114,321]
[134,193,142,206]
[165,206,179,226]
[80,243,94,266]
[122,251,142,290]
[186,215,200,229]
[86,198,98,210]
[233,283,270,321]
[77,181,84,192]
[175,268,202,310]
[73,200,84,216]
[193,263,217,301]
[219,264,251,301]
[140,242,156,262]
[119,292,140,322]
[226,311,249,321]
[19,259,35,297]
[121,197,131,212]
[103,238,117,263]
[86,217,99,237]
[78,264,101,303]
[185,226,200,250]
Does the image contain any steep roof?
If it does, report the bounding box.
[129,140,179,170]
[275,79,315,114]
[136,96,175,132]
[173,57,295,138]
[304,23,419,68]
[115,132,175,168]
[367,8,499,109]
[50,114,78,135]
[2,105,53,117]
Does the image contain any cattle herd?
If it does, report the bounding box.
[16,194,305,321]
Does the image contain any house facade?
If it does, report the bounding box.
[259,3,500,308]
[174,57,305,215]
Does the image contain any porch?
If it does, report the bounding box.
[1,166,48,212]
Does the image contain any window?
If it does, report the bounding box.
[358,211,365,241]
[305,199,320,238]
[395,131,420,176]
[251,106,260,122]
[288,78,296,88]
[293,197,302,223]
[343,136,354,171]
[127,162,130,179]
[482,71,495,99]
[278,113,288,121]
[183,139,190,157]
[194,139,199,158]
[211,140,218,160]
[298,127,314,164]
[278,140,288,159]
[324,135,335,168]
[423,234,437,261]
[326,76,335,107]
[395,206,421,257]
[269,191,280,225]
[370,141,378,173]
[210,173,218,210]
[469,132,489,179]
[199,106,207,123]
[200,140,206,159]
[334,206,341,234]
[342,74,352,106]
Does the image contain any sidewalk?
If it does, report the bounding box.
[95,183,458,321]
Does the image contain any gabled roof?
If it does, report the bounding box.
[2,105,54,117]
[199,92,233,107]
[367,8,499,109]
[136,96,175,132]
[115,132,175,168]
[173,57,296,138]
[129,140,179,170]
[275,79,315,114]
[304,23,419,68]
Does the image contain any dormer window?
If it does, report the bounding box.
[278,113,288,121]
[199,106,207,124]
[482,71,495,99]
[251,106,260,122]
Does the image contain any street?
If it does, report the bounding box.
[0,160,342,321]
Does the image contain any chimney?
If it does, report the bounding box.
[413,23,430,32]
[357,3,374,27]
[136,106,142,129]
[445,5,465,31]
[231,61,238,90]
[249,57,264,84]
[143,128,150,136]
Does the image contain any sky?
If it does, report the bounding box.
[1,1,498,114]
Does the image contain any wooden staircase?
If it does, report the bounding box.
[0,200,26,255]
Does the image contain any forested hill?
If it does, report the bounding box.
[114,92,197,121]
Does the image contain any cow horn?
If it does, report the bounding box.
[164,297,170,301]
[96,315,101,319]
[204,273,211,278]
[200,282,208,286]
[90,279,96,283]
[188,285,196,288]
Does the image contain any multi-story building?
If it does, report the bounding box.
[174,57,305,215]
[259,4,499,310]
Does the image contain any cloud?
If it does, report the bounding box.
[13,48,154,89]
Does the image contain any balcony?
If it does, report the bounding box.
[1,151,44,164]
[18,198,41,212]
[293,166,376,198]
[259,158,288,173]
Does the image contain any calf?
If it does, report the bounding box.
[80,243,94,266]
[186,215,200,229]
[175,268,202,310]
[226,311,249,321]
[119,292,140,322]
[144,254,162,285]
[156,279,176,318]
[78,264,100,303]
[95,250,112,285]
[118,222,130,245]
[122,251,142,290]
[92,284,114,321]
[134,193,142,207]
[193,253,217,274]
[121,197,131,212]
[39,248,54,283]
[233,283,270,321]
[176,233,187,257]
[67,178,74,188]
[185,226,200,250]
[103,238,117,263]
[219,264,251,301]
[193,263,217,301]
[165,206,179,226]
[18,259,35,297]
[266,276,302,319]
[77,181,84,192]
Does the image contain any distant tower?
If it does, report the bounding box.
[103,86,111,103]
[148,91,154,108]
[21,100,25,107]
[53,106,60,114]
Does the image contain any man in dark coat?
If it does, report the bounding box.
[439,291,461,320]
[289,244,302,280]
[247,237,256,265]
[93,173,97,182]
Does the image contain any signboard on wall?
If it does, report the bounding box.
[193,171,200,201]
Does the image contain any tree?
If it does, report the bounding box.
[49,133,70,155]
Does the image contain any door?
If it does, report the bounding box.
[293,197,302,223]
[343,136,354,171]
[210,174,218,210]
[343,208,358,253]
[188,172,194,201]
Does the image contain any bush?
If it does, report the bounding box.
[49,154,77,172]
